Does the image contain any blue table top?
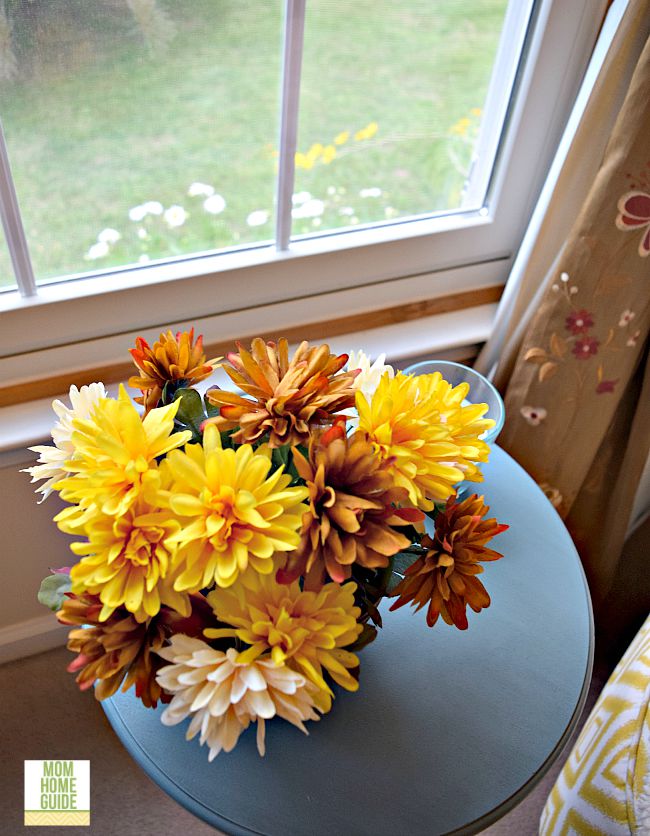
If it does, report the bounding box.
[103,446,593,836]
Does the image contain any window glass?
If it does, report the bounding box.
[292,0,509,237]
[0,224,14,289]
[0,0,282,283]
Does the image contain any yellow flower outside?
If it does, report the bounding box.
[321,144,336,164]
[294,152,313,170]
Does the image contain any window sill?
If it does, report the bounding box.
[0,302,497,457]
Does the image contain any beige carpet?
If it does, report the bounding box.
[0,646,604,836]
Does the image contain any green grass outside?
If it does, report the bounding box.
[0,0,507,289]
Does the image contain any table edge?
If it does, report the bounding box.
[448,553,595,836]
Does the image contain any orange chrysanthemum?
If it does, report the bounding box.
[278,427,422,588]
[204,338,358,447]
[57,591,211,707]
[129,328,219,412]
[390,494,508,630]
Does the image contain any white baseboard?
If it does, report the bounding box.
[0,614,68,665]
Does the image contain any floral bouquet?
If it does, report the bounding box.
[27,331,508,760]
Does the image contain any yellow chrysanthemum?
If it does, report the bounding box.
[53,385,191,530]
[205,572,362,711]
[162,424,308,591]
[356,372,493,511]
[416,372,494,485]
[69,498,189,623]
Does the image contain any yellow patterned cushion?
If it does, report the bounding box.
[540,615,650,835]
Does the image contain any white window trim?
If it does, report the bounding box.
[0,0,605,381]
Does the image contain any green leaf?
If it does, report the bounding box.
[271,444,301,483]
[173,388,205,441]
[161,379,188,406]
[348,624,378,652]
[38,573,72,612]
[204,390,221,418]
[385,551,418,594]
[219,429,237,449]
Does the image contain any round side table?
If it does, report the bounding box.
[103,446,593,836]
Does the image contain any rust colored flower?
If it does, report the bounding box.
[278,427,422,588]
[564,309,594,334]
[129,328,218,412]
[389,494,508,630]
[205,338,358,447]
[57,591,211,707]
[572,337,599,360]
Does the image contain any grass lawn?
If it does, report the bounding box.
[0,0,507,288]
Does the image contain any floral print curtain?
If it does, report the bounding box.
[480,25,650,641]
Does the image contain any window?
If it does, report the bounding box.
[0,0,606,394]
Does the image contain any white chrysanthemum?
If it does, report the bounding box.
[85,241,109,260]
[164,205,188,227]
[203,194,226,215]
[156,636,320,760]
[97,228,121,244]
[347,350,394,401]
[188,182,215,198]
[23,382,107,502]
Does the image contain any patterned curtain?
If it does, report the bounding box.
[478,22,650,644]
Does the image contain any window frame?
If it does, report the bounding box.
[0,0,606,381]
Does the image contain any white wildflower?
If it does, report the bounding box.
[97,228,121,244]
[188,182,215,198]
[143,201,164,215]
[203,194,226,215]
[292,199,325,219]
[128,204,148,222]
[85,241,109,260]
[137,227,149,240]
[246,210,269,227]
[359,187,382,198]
[164,205,188,228]
[292,191,312,205]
